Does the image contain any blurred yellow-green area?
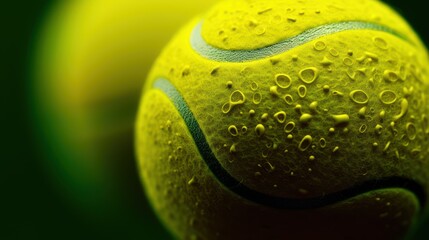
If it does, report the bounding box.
[1,0,428,239]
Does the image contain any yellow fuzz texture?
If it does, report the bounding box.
[136,0,429,239]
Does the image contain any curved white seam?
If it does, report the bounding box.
[190,21,409,62]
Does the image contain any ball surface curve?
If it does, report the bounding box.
[136,0,429,239]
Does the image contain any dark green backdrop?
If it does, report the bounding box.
[2,0,428,239]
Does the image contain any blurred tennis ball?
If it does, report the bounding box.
[136,0,429,239]
[32,0,218,236]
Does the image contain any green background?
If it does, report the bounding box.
[2,0,428,239]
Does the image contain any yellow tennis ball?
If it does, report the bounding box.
[33,0,219,230]
[136,0,429,239]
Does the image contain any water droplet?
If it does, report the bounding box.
[329,127,335,133]
[287,134,294,140]
[323,85,330,92]
[253,92,262,104]
[343,57,354,66]
[403,86,414,97]
[375,124,383,135]
[221,103,231,114]
[270,58,281,65]
[358,107,367,118]
[383,70,399,82]
[399,134,409,146]
[321,56,333,66]
[395,150,400,160]
[230,144,237,153]
[357,52,378,62]
[255,124,265,137]
[346,70,357,80]
[406,123,417,140]
[300,114,313,124]
[211,67,220,76]
[248,19,258,28]
[379,110,386,121]
[284,121,296,133]
[329,48,339,57]
[349,90,369,104]
[393,98,408,121]
[188,176,196,185]
[251,81,258,91]
[284,94,294,105]
[261,113,269,122]
[273,142,279,150]
[383,141,391,152]
[373,37,388,50]
[319,138,327,148]
[270,86,279,96]
[310,101,318,112]
[309,155,316,161]
[228,125,239,136]
[373,142,379,148]
[411,148,421,156]
[274,111,286,123]
[331,114,350,126]
[299,67,319,84]
[298,135,313,151]
[249,109,256,117]
[359,124,367,133]
[390,121,396,132]
[298,85,307,98]
[230,90,245,104]
[332,90,344,97]
[275,74,292,88]
[314,41,326,51]
[332,146,340,153]
[379,90,397,104]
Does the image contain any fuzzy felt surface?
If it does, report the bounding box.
[136,0,429,239]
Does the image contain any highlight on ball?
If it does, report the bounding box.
[136,0,429,239]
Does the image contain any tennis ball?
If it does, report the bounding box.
[136,0,429,239]
[32,0,218,235]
